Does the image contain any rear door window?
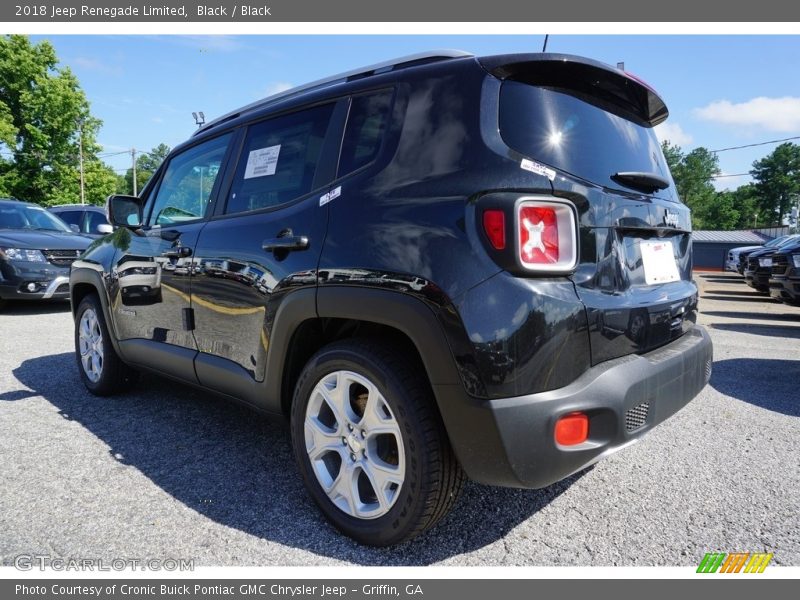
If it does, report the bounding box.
[499,81,675,198]
[86,210,109,233]
[55,210,84,228]
[225,103,335,214]
[338,90,393,177]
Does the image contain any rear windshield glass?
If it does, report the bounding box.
[499,81,676,199]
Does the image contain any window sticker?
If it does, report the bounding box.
[244,145,281,179]
[520,158,556,181]
[319,186,342,207]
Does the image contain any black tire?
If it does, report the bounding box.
[74,294,138,396]
[290,338,464,546]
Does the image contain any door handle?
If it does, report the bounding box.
[262,232,309,252]
[162,246,192,258]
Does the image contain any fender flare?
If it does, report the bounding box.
[315,286,462,386]
[263,285,464,412]
[69,266,125,358]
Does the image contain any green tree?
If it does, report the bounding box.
[693,189,740,230]
[751,142,800,225]
[0,35,109,205]
[726,183,761,229]
[0,102,16,196]
[661,140,683,176]
[121,143,171,196]
[661,142,724,229]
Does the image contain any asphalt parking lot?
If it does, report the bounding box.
[1,272,798,566]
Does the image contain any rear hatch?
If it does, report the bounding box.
[486,54,697,365]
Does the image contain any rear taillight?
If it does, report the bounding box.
[517,198,577,272]
[519,205,559,264]
[482,209,506,250]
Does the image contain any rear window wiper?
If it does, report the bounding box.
[611,171,670,194]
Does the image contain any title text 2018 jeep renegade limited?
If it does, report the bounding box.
[70,51,713,545]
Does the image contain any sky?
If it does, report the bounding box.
[32,35,800,191]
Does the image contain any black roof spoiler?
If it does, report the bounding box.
[479,53,669,127]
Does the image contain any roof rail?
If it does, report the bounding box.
[195,49,473,136]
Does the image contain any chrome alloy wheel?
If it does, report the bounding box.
[78,308,104,383]
[304,370,405,519]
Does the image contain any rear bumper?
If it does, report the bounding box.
[435,326,713,489]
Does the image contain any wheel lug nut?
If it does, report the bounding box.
[361,430,366,438]
[342,437,347,445]
[347,423,353,431]
[350,453,356,462]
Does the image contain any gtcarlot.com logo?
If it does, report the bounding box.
[697,552,773,573]
[14,555,194,571]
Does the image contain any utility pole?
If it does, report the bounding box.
[78,121,85,205]
[131,148,138,196]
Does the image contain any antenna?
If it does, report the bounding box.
[542,34,549,52]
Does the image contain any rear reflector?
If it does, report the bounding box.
[555,412,589,446]
[482,209,506,250]
[517,198,578,272]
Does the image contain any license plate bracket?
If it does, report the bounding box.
[640,239,680,285]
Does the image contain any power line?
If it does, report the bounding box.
[711,172,751,179]
[710,136,800,153]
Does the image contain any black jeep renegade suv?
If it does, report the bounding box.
[70,51,713,545]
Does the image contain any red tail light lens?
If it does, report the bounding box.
[555,412,589,446]
[482,209,506,250]
[517,198,577,272]
[519,206,559,264]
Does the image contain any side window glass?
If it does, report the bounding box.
[86,211,109,233]
[225,103,334,215]
[147,133,231,227]
[338,90,393,177]
[56,210,83,227]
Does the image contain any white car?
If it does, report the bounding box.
[726,245,763,273]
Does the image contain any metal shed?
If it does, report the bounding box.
[691,230,771,271]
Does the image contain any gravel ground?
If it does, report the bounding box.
[0,272,798,566]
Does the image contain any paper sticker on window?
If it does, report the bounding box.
[520,158,556,181]
[244,145,281,179]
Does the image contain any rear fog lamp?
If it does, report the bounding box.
[555,412,589,446]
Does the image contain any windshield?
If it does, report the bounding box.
[499,81,678,200]
[0,204,73,232]
[776,234,800,247]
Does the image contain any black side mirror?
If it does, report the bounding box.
[107,195,144,229]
